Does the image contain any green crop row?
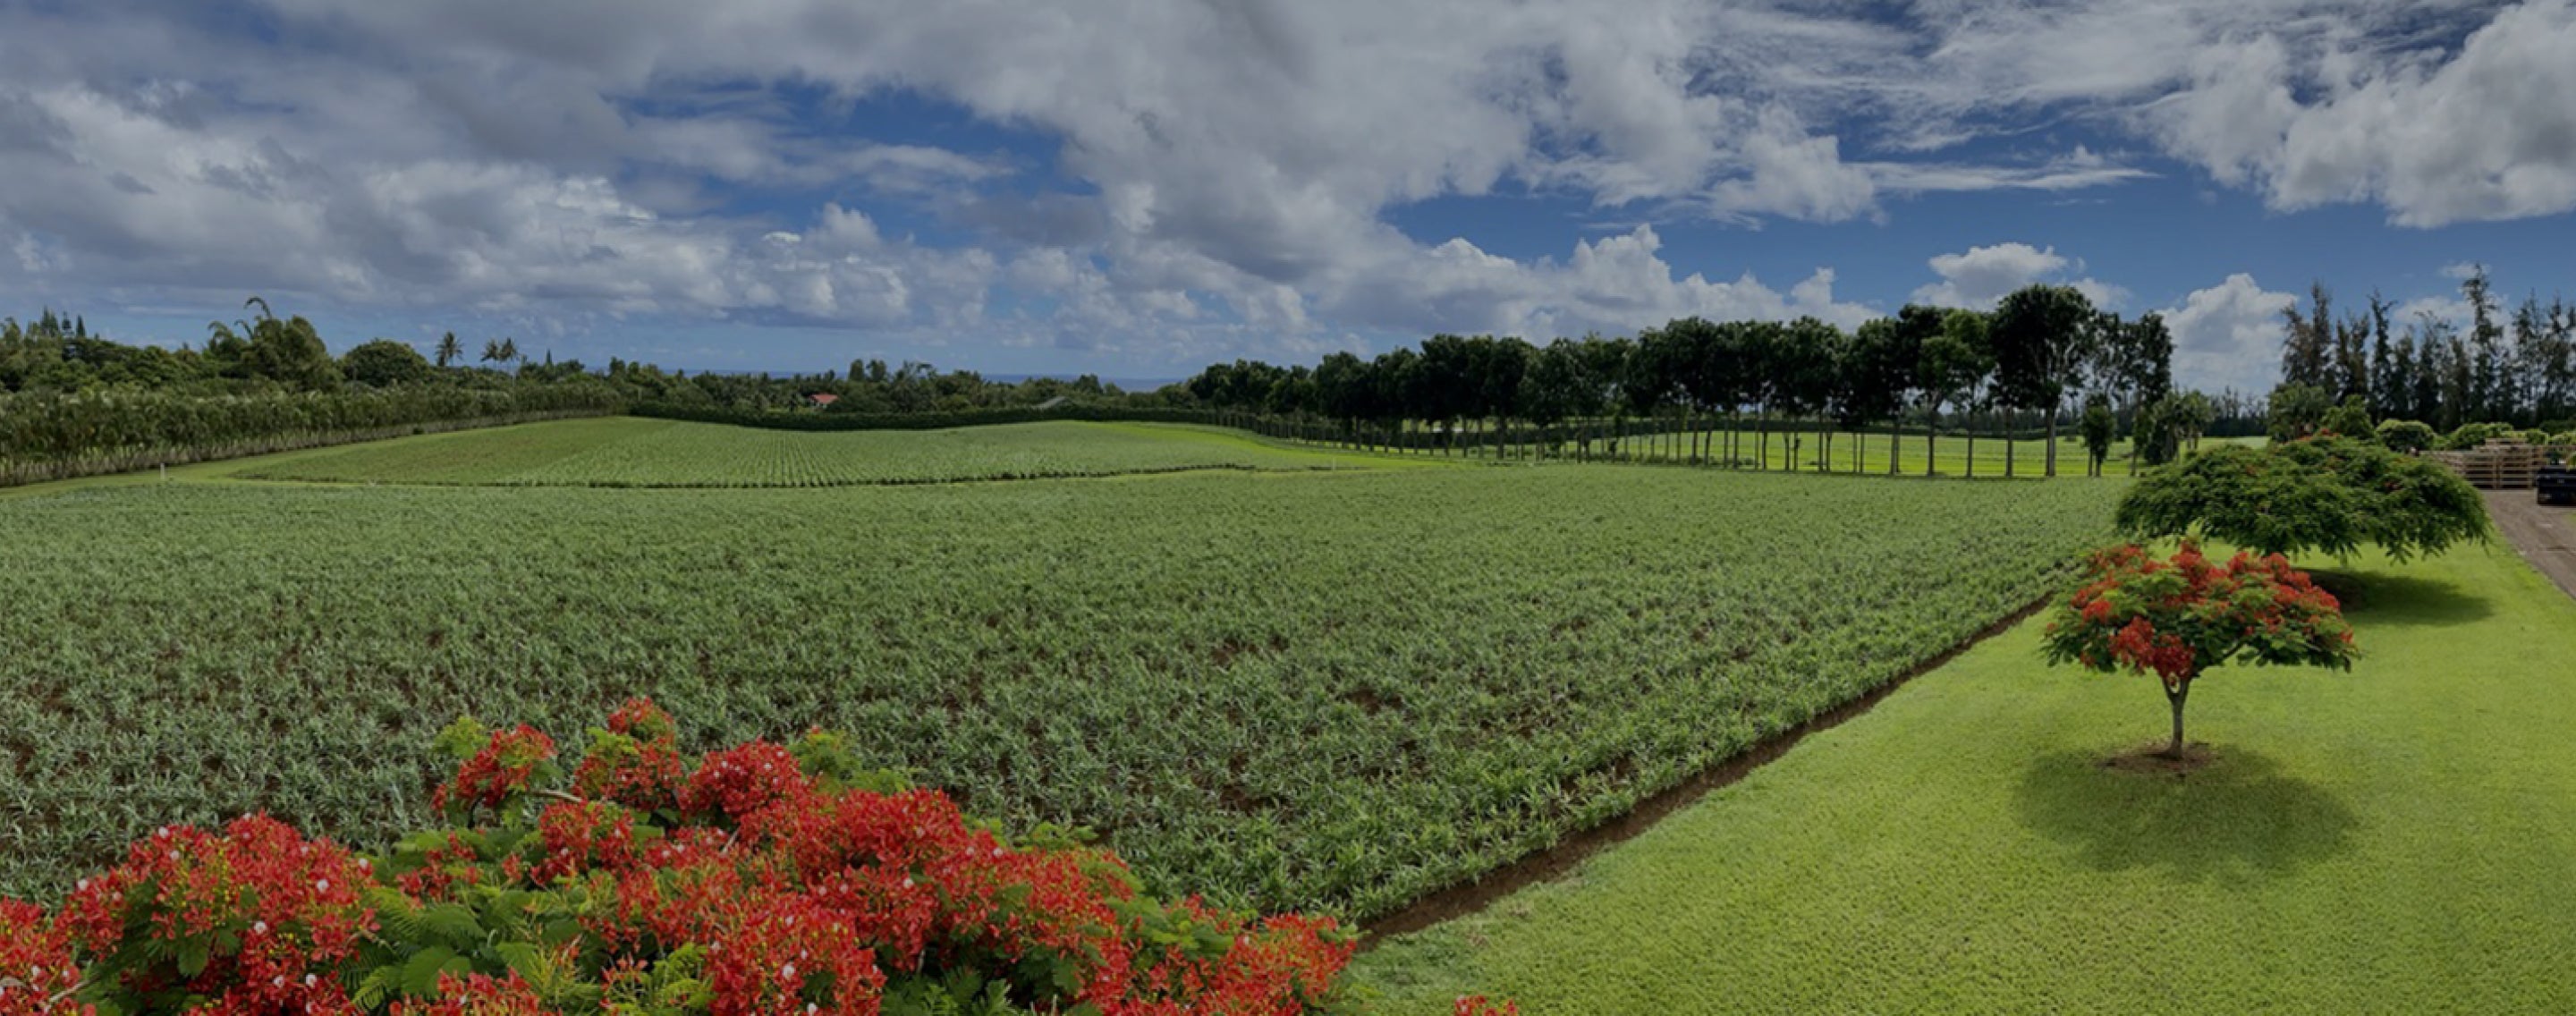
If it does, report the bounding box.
[0,459,2116,919]
[233,417,1394,487]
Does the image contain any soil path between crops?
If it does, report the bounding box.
[1359,595,2050,947]
[2484,489,2576,602]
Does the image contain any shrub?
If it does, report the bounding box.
[2374,419,2437,453]
[2438,421,2514,451]
[0,700,1387,1016]
[2555,432,2576,448]
[2043,543,2359,756]
[2319,396,2374,443]
[2116,436,2488,562]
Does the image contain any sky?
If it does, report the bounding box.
[4,2,2576,392]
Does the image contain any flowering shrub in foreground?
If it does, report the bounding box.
[0,699,1421,1015]
[2043,542,2359,757]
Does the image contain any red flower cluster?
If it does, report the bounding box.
[1455,996,1521,1016]
[2046,540,2358,690]
[10,699,1485,1015]
[390,973,547,1016]
[430,724,557,816]
[0,899,89,1016]
[571,698,687,812]
[58,815,375,1016]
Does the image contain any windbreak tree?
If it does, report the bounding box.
[2080,394,2115,477]
[2045,543,2359,757]
[1990,284,2097,477]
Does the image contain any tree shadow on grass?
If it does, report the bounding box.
[2015,745,2358,887]
[2306,569,2492,629]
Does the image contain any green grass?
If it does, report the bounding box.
[0,445,2114,919]
[228,417,1402,487]
[1353,543,2576,1013]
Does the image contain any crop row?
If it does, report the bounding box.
[235,418,1384,487]
[0,465,2116,918]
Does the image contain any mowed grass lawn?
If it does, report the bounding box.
[231,416,1399,487]
[1354,542,2576,1013]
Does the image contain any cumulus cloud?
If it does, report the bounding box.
[0,0,2571,368]
[2162,274,2297,393]
[1911,242,2126,310]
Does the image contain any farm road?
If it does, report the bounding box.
[2486,490,2576,602]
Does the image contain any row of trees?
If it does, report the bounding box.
[0,300,1174,416]
[2278,267,2576,431]
[1182,284,2178,478]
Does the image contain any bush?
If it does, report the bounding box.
[2116,436,2489,562]
[2266,384,2333,442]
[2555,432,2576,447]
[2375,419,2438,453]
[2320,396,2374,443]
[0,700,1383,1016]
[2438,421,2515,451]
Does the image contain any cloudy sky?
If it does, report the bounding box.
[5,1,2575,390]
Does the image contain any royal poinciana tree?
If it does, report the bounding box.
[2044,544,2360,757]
[0,699,1481,1016]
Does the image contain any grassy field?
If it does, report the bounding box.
[0,421,2115,919]
[230,416,1396,487]
[1352,543,2576,1013]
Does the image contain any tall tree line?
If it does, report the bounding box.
[1181,284,2178,478]
[2279,267,2576,431]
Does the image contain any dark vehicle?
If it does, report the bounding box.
[2541,460,2576,506]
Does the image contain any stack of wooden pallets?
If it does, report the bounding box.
[2427,437,2571,489]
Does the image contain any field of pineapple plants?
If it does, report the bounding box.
[0,419,2115,925]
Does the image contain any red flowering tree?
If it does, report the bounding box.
[0,698,1501,1016]
[2044,543,2360,757]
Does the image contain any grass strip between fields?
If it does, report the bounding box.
[1352,542,2576,1014]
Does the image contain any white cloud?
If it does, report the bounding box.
[2,0,2572,368]
[2162,273,2296,393]
[1911,242,2126,310]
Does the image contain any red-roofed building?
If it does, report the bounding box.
[805,392,840,409]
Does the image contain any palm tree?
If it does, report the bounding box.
[480,339,505,366]
[496,338,521,369]
[435,333,462,368]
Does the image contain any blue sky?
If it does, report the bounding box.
[4,1,2574,392]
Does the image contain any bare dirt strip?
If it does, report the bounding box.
[2485,490,2576,602]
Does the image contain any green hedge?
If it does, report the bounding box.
[0,385,623,487]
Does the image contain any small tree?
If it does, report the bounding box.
[2080,394,2115,476]
[342,338,434,387]
[2045,543,2358,757]
[2267,383,2333,441]
[2321,395,2375,442]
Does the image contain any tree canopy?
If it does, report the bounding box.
[2115,436,2489,562]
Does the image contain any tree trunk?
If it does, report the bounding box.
[2045,402,2060,478]
[2164,681,2192,758]
[2004,411,2016,478]
[1926,408,1937,476]
[1888,426,1900,476]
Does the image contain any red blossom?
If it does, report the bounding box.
[393,972,552,1016]
[432,726,557,815]
[0,899,91,1016]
